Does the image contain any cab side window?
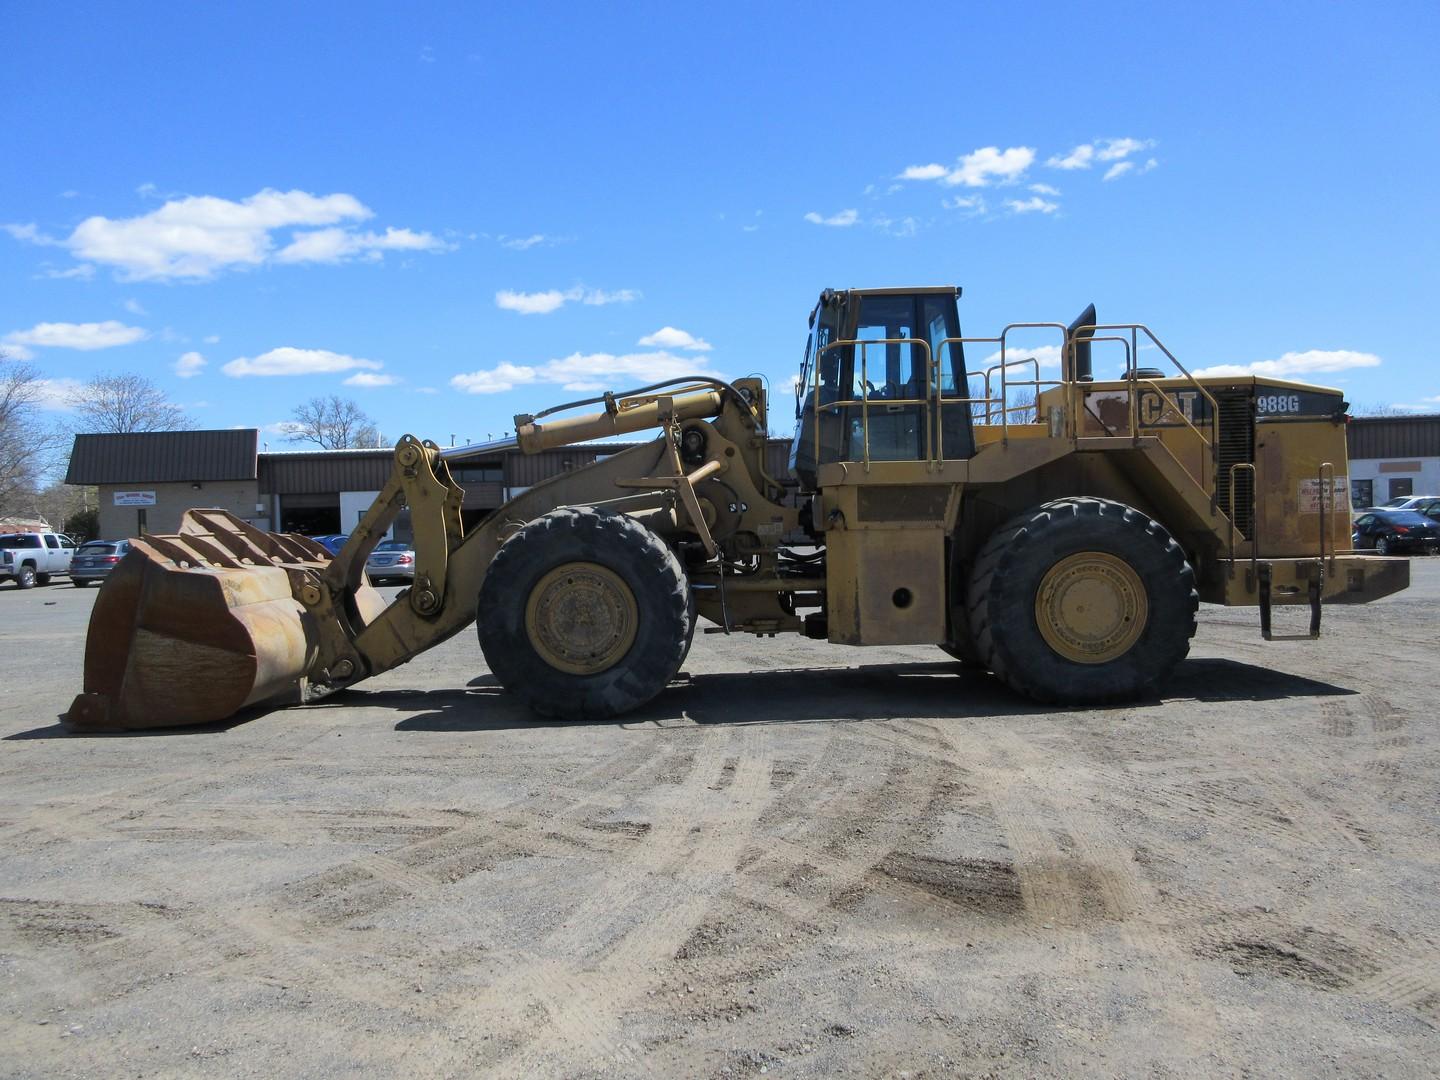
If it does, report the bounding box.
[44,535,59,549]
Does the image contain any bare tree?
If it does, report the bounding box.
[282,395,382,449]
[68,372,190,433]
[1352,402,1411,417]
[0,353,60,517]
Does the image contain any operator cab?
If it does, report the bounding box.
[789,286,974,490]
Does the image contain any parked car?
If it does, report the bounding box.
[70,539,134,587]
[364,539,415,584]
[308,534,349,555]
[1352,510,1440,555]
[0,530,77,588]
[1380,495,1440,512]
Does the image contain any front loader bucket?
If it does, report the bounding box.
[66,510,378,732]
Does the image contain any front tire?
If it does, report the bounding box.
[1376,536,1392,556]
[966,498,1198,704]
[478,507,691,720]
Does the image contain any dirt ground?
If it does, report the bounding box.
[1,562,1438,1078]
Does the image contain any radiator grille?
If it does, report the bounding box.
[1214,390,1255,538]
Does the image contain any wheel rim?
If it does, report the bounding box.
[524,561,639,675]
[1034,551,1148,664]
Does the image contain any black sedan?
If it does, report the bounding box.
[1352,510,1440,555]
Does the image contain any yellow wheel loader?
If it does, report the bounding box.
[67,287,1408,730]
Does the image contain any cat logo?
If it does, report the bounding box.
[1138,389,1206,427]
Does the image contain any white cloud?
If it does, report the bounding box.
[203,334,220,344]
[983,345,1065,368]
[123,298,147,315]
[450,361,543,394]
[1047,137,1154,171]
[872,214,920,237]
[275,226,448,264]
[174,351,206,378]
[499,233,550,250]
[30,377,84,411]
[39,264,95,280]
[3,320,148,351]
[3,223,57,245]
[946,146,1035,187]
[1103,161,1134,181]
[803,209,859,227]
[494,286,640,315]
[942,195,987,214]
[1005,197,1059,215]
[1193,349,1382,379]
[898,163,948,181]
[222,346,385,377]
[1029,183,1061,196]
[897,146,1035,189]
[343,372,401,387]
[5,188,446,281]
[414,386,439,395]
[452,350,718,395]
[638,326,712,351]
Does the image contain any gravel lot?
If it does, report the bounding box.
[2,563,1438,1078]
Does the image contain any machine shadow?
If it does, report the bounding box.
[10,709,276,741]
[387,656,1356,733]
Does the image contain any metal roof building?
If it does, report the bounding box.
[1346,414,1440,508]
[67,429,800,539]
[67,429,259,486]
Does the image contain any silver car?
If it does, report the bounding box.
[70,539,133,587]
[364,539,415,585]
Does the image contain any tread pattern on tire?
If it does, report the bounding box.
[477,507,691,720]
[965,497,1198,704]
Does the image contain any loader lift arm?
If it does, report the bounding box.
[67,380,797,729]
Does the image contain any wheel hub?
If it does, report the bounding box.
[1034,552,1148,664]
[524,561,639,675]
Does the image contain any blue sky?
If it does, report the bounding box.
[3,2,1438,449]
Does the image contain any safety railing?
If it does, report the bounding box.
[810,321,1227,495]
[812,337,934,470]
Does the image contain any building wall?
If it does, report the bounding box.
[98,480,263,539]
[1348,457,1440,508]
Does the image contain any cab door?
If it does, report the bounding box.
[839,292,974,464]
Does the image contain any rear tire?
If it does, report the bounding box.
[478,507,691,720]
[966,497,1197,704]
[16,566,36,589]
[1376,536,1392,556]
[72,579,89,588]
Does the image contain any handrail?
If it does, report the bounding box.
[806,319,1225,494]
[813,337,934,471]
[1137,378,1212,490]
[1317,462,1335,571]
[1085,323,1222,474]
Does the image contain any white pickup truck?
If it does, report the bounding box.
[0,531,77,589]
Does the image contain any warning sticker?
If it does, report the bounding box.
[1297,476,1348,513]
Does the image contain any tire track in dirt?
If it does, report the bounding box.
[0,720,702,1055]
[464,724,791,1075]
